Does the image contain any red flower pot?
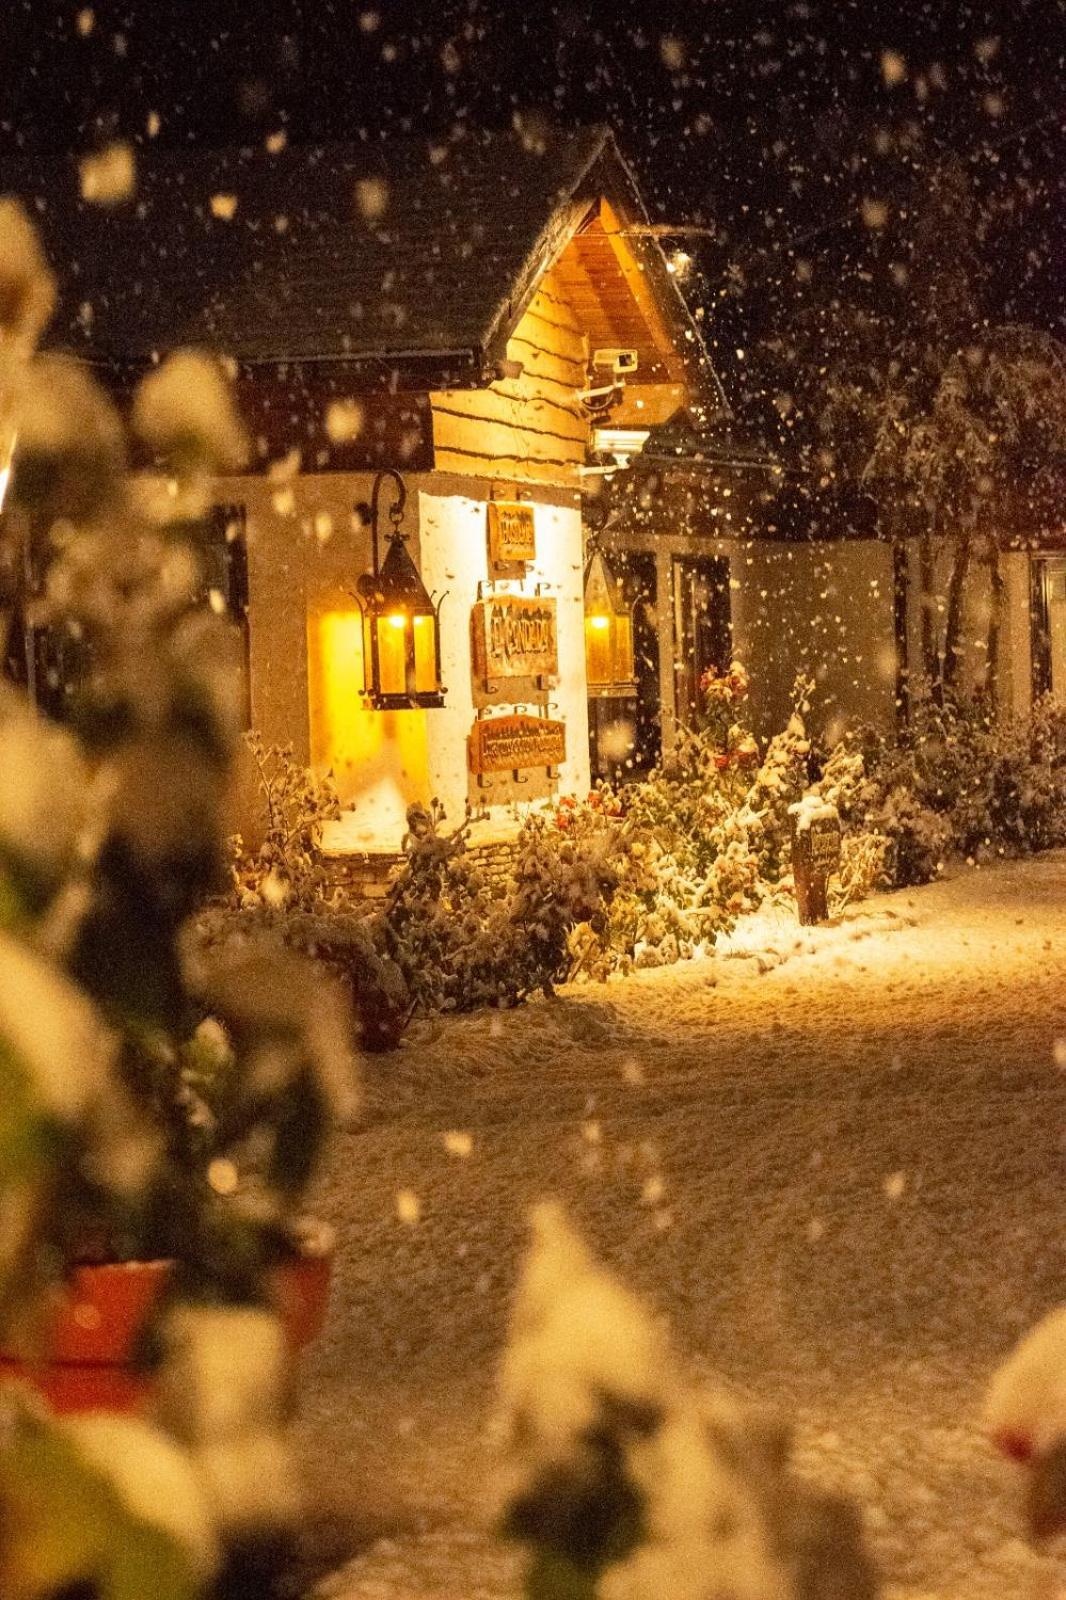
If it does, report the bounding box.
[0,1250,332,1415]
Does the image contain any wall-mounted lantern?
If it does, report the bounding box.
[583,546,636,698]
[355,469,445,709]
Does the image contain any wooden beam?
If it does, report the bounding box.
[595,200,689,386]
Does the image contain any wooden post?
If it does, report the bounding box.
[789,804,842,927]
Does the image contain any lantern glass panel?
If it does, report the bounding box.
[614,611,635,683]
[585,614,614,687]
[377,611,410,698]
[412,613,438,695]
[361,608,375,696]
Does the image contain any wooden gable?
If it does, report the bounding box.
[431,259,589,486]
[430,195,706,487]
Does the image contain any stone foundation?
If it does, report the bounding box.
[325,835,523,902]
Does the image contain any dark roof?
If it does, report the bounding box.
[639,408,777,472]
[6,125,717,394]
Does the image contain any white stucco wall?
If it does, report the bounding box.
[418,487,591,836]
[215,471,591,855]
[610,528,898,755]
[737,540,898,744]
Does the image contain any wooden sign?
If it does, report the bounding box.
[488,501,536,565]
[789,806,842,926]
[472,594,558,682]
[469,714,566,775]
[804,816,842,876]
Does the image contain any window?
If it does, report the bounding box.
[200,504,251,726]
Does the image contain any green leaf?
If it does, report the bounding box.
[0,1036,55,1183]
[0,1391,214,1600]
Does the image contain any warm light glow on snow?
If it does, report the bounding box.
[308,606,430,847]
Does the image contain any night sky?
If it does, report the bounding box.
[0,1,1061,388]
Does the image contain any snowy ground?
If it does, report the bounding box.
[297,855,1066,1600]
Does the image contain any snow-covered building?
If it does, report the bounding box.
[5,127,1064,863]
[26,125,1065,864]
[9,126,794,861]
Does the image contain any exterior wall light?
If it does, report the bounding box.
[355,469,445,709]
[583,546,636,697]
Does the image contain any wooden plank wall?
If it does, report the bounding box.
[430,262,590,488]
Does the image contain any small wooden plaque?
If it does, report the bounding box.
[803,816,842,875]
[488,501,536,565]
[469,714,566,775]
[471,594,559,682]
[790,812,842,925]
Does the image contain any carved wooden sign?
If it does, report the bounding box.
[472,594,558,682]
[805,816,842,876]
[469,714,566,775]
[488,501,536,565]
[789,804,842,926]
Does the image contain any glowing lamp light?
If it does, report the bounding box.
[355,469,446,710]
[583,547,636,697]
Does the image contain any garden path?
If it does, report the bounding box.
[300,855,1066,1600]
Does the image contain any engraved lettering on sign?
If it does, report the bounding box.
[469,715,566,774]
[488,501,536,565]
[472,595,559,681]
[806,817,842,875]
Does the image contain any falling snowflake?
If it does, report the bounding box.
[861,198,890,229]
[881,50,906,87]
[325,398,365,444]
[79,143,136,206]
[660,35,686,71]
[354,177,389,224]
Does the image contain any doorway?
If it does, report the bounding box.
[587,548,661,779]
[1031,556,1066,701]
[672,554,732,732]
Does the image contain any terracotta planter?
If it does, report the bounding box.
[0,1250,332,1415]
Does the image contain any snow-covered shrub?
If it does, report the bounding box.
[834,694,1066,886]
[230,732,342,911]
[697,658,756,758]
[828,832,891,914]
[583,678,811,969]
[495,1205,879,1600]
[0,202,358,1595]
[736,679,814,883]
[377,801,626,1011]
[195,903,412,1054]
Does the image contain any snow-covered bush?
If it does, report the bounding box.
[196,903,413,1054]
[495,1204,879,1600]
[828,831,891,914]
[369,676,820,1003]
[831,694,1066,886]
[580,675,810,970]
[230,732,342,911]
[696,658,756,758]
[0,201,357,1596]
[377,801,626,1011]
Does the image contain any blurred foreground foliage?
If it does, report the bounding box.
[0,200,357,1596]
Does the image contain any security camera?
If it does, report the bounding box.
[591,348,639,377]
